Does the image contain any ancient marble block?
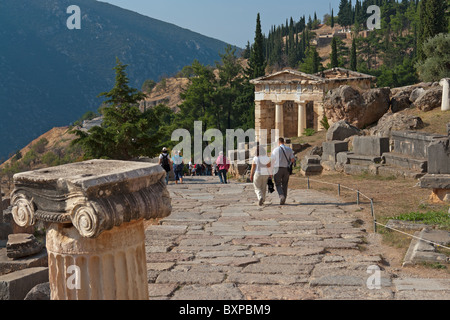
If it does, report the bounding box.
[353,136,390,157]
[427,138,450,174]
[10,160,172,300]
[419,174,450,190]
[322,141,349,162]
[391,131,445,159]
[420,174,450,203]
[6,234,43,259]
[11,159,172,238]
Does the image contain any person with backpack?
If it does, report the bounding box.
[271,138,295,205]
[172,150,184,184]
[159,147,172,185]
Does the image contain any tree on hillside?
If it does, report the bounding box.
[174,60,217,134]
[350,38,357,71]
[331,9,335,28]
[330,37,339,68]
[338,0,352,27]
[418,0,448,60]
[416,33,450,82]
[247,13,266,79]
[71,58,172,160]
[299,46,322,74]
[217,45,245,130]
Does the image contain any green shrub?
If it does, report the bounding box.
[303,128,316,137]
[320,115,330,130]
[32,138,49,154]
[42,152,60,167]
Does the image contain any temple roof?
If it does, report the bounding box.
[314,67,376,81]
[250,68,376,85]
[250,69,326,85]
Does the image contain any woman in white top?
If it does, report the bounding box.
[250,145,272,206]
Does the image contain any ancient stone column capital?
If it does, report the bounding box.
[11,160,172,238]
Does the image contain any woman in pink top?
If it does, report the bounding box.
[216,151,230,184]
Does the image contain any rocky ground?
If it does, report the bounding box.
[144,176,450,300]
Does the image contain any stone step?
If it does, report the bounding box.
[0,267,49,300]
[382,152,427,172]
[344,164,379,176]
[301,164,324,176]
[347,154,383,166]
[378,165,426,179]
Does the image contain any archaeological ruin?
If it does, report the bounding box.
[250,67,375,140]
[2,160,172,300]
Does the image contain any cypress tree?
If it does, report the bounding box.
[247,13,266,79]
[350,38,357,71]
[331,9,335,28]
[330,37,339,68]
[338,0,352,27]
[418,0,447,61]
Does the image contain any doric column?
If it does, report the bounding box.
[298,102,307,137]
[11,160,172,300]
[275,102,284,138]
[440,78,450,111]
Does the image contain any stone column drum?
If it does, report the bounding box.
[275,102,284,138]
[440,78,449,112]
[10,160,172,300]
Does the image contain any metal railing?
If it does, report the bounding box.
[299,176,450,251]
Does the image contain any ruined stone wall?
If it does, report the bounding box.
[325,79,372,92]
[283,101,299,138]
[255,100,275,139]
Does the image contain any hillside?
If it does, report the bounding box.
[0,0,231,161]
[141,78,190,112]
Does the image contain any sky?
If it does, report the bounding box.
[99,0,342,48]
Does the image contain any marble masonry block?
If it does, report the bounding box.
[391,131,445,160]
[6,234,43,259]
[427,138,450,174]
[10,160,173,300]
[322,141,349,162]
[10,159,172,238]
[353,136,390,157]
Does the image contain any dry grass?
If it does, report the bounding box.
[287,108,450,274]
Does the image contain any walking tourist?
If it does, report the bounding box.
[250,145,272,206]
[271,138,295,205]
[188,159,195,176]
[159,147,173,185]
[172,151,184,184]
[216,151,230,184]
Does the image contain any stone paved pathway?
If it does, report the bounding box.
[145,176,450,300]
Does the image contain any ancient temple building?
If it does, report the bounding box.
[250,68,375,140]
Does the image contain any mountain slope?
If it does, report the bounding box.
[0,0,230,161]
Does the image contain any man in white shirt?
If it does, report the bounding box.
[271,138,295,205]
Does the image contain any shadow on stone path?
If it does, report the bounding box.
[145,176,450,300]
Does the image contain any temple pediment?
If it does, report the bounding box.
[250,69,325,84]
[314,67,376,81]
